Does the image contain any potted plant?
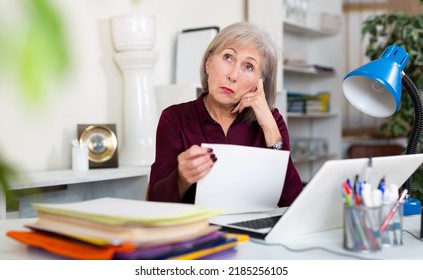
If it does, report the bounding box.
[361,0,423,200]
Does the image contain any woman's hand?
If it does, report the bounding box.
[231,79,273,124]
[177,145,216,197]
[231,79,282,146]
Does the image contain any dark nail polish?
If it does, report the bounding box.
[207,148,213,153]
[210,153,216,159]
[212,156,218,162]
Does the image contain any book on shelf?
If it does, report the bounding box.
[7,197,249,260]
[311,64,335,73]
[287,91,330,114]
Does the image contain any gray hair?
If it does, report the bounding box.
[200,22,280,122]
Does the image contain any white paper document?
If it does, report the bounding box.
[195,143,290,214]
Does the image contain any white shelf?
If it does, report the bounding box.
[283,19,340,37]
[292,153,337,164]
[283,65,335,76]
[2,166,150,219]
[9,166,150,190]
[287,112,338,119]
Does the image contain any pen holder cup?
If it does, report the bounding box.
[343,205,382,252]
[380,202,403,247]
[72,146,89,172]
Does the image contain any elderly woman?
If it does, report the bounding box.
[148,22,303,206]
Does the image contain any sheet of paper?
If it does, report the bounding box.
[195,143,290,214]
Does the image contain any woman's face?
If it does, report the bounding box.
[205,44,262,106]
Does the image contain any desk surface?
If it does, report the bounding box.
[1,216,422,260]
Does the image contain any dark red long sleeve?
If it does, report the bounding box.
[149,93,303,207]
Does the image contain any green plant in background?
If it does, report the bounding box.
[0,0,69,207]
[0,0,143,214]
[0,0,69,106]
[361,0,423,200]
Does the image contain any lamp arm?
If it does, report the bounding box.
[402,73,423,195]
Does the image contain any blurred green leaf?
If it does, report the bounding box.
[0,0,69,106]
[0,0,71,206]
[19,0,69,105]
[0,159,17,209]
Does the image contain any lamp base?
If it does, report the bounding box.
[403,197,422,216]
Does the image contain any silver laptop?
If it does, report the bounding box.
[209,154,423,243]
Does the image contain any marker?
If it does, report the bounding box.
[379,189,408,234]
[371,189,383,207]
[342,181,353,206]
[358,180,363,196]
[361,182,373,207]
[353,175,360,205]
[378,176,386,200]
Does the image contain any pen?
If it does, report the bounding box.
[353,175,360,206]
[365,157,372,184]
[343,180,376,251]
[350,208,372,250]
[378,176,386,200]
[378,176,385,188]
[379,189,408,234]
[353,174,358,192]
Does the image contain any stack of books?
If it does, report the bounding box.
[287,91,330,114]
[7,197,248,260]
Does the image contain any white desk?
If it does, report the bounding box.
[1,216,422,260]
[1,166,150,219]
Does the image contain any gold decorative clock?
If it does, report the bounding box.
[77,124,118,168]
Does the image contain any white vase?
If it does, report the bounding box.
[111,15,159,166]
[110,15,156,52]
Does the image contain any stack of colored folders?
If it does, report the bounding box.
[7,197,248,260]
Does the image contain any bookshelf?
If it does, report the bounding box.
[283,18,340,36]
[283,65,336,76]
[247,0,344,182]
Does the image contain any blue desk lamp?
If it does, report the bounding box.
[342,45,423,216]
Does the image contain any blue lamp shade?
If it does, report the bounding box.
[342,45,410,118]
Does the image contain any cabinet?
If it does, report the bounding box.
[248,0,343,182]
[2,166,150,219]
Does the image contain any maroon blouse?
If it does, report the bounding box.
[148,93,303,207]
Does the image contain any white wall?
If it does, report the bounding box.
[0,0,245,172]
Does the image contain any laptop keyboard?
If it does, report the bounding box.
[228,215,282,229]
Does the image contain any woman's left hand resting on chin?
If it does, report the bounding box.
[231,78,272,124]
[231,79,282,147]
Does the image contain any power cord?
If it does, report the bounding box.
[403,229,423,241]
[247,229,423,260]
[249,238,379,260]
